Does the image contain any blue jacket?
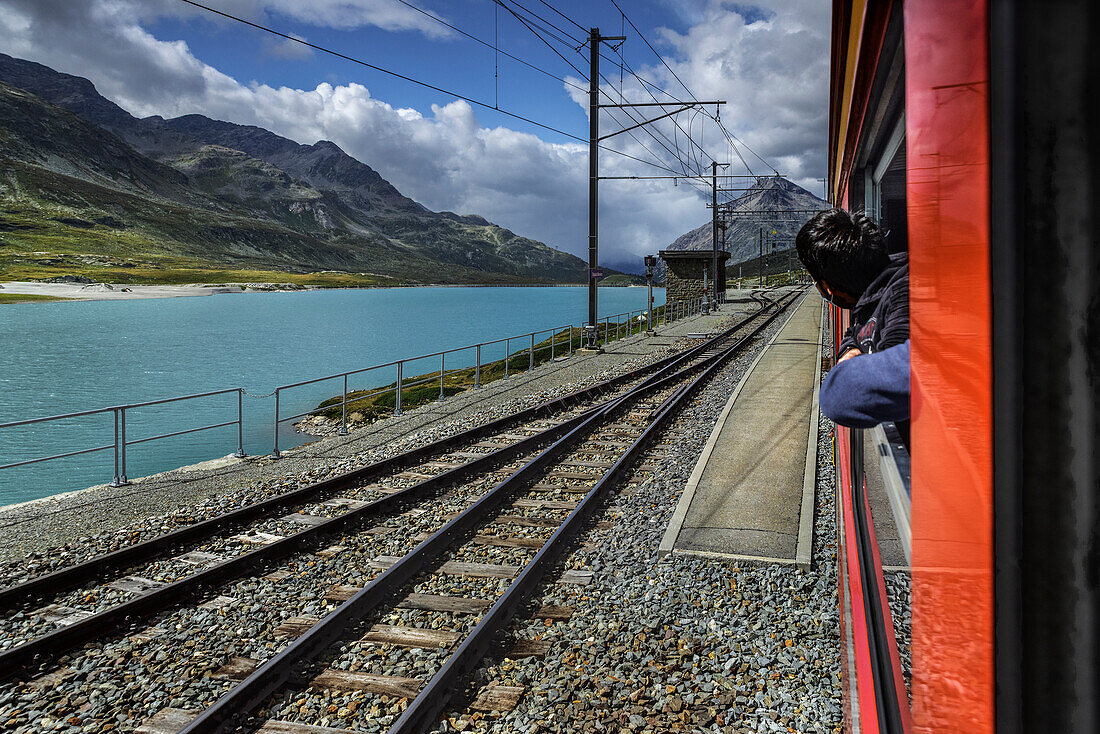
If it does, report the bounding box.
[820,340,910,428]
[838,252,909,355]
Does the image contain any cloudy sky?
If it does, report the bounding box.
[0,0,829,272]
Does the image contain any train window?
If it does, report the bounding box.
[867,114,908,253]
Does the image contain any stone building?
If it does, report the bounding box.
[659,249,731,305]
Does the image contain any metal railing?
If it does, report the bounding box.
[0,293,719,480]
[0,389,245,488]
[270,298,709,457]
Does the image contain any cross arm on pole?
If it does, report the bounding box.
[597,104,694,141]
[596,100,725,108]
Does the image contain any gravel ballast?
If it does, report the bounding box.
[0,292,850,734]
[423,302,843,734]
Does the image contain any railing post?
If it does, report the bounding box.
[550,329,555,361]
[569,325,573,357]
[439,353,446,399]
[118,408,129,485]
[339,374,349,436]
[110,408,123,486]
[272,389,281,458]
[235,389,246,457]
[394,362,403,415]
[504,339,510,379]
[475,344,482,389]
[529,333,534,371]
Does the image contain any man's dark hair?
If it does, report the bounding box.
[795,208,890,297]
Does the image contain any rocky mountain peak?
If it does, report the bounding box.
[655,176,828,282]
[0,53,135,132]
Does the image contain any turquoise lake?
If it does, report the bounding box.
[0,286,664,507]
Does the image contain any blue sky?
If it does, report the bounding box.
[152,1,727,143]
[0,0,829,271]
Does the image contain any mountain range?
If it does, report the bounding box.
[0,54,635,286]
[654,176,828,283]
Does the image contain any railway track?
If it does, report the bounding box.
[0,290,802,734]
[0,291,794,678]
[169,290,797,734]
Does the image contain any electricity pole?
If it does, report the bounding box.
[758,227,763,286]
[710,161,718,311]
[716,219,727,303]
[584,27,722,344]
[586,28,601,348]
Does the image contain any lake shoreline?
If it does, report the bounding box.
[0,281,305,302]
[0,280,647,303]
[0,307,732,562]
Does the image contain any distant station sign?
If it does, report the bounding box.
[590,269,604,279]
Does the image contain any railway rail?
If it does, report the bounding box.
[157,288,798,734]
[159,290,796,734]
[0,290,796,689]
[0,290,802,734]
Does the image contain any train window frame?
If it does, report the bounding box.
[871,421,912,564]
[867,113,906,224]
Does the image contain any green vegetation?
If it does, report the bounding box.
[729,248,807,288]
[0,292,70,304]
[598,273,640,286]
[312,311,663,426]
[727,269,809,289]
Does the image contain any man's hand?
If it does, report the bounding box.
[837,348,862,364]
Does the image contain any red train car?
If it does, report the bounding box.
[827,1,1097,732]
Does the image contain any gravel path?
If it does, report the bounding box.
[0,306,755,569]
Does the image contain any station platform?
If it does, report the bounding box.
[659,293,823,568]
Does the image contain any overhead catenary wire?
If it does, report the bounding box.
[605,0,780,176]
[496,0,771,182]
[532,0,588,35]
[177,0,586,143]
[179,0,719,186]
[496,0,711,185]
[498,0,722,185]
[494,0,583,46]
[386,0,587,95]
[495,0,588,79]
[608,0,697,103]
[594,44,716,173]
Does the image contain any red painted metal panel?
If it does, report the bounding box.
[836,424,882,734]
[836,2,894,202]
[904,1,995,732]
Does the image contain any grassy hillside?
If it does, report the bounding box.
[0,69,645,286]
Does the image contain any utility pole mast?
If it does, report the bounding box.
[710,161,718,310]
[586,27,602,349]
[644,254,657,335]
[583,29,722,344]
[758,226,764,286]
[717,219,727,299]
